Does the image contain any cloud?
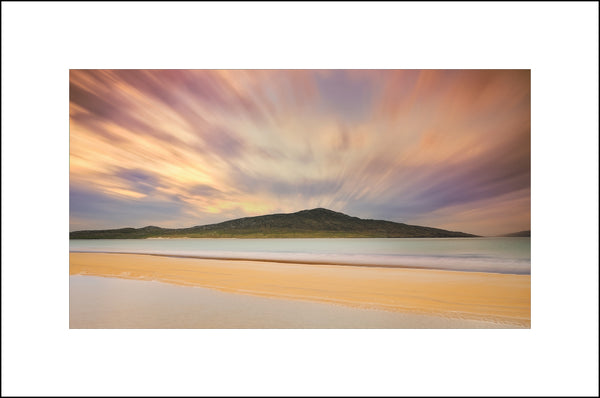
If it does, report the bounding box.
[70,69,530,235]
[69,186,186,230]
[186,184,224,198]
[113,168,163,195]
[314,70,381,122]
[198,126,247,159]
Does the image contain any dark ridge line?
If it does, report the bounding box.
[70,207,480,238]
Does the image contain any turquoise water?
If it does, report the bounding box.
[70,237,530,274]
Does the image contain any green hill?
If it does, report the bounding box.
[69,208,479,239]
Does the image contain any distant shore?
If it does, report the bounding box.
[70,252,530,328]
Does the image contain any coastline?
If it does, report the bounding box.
[69,249,529,273]
[70,252,530,327]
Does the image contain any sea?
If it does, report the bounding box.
[69,237,530,275]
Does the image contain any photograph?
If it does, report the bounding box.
[4,2,598,396]
[69,69,531,329]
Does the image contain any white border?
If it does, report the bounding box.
[2,2,598,396]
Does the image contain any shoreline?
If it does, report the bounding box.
[70,275,518,329]
[69,250,530,275]
[70,252,531,327]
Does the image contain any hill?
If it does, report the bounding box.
[69,208,479,239]
[501,230,530,237]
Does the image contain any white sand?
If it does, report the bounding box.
[70,275,516,329]
[70,252,530,328]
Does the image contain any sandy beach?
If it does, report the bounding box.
[70,252,530,328]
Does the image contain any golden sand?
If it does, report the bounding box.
[70,252,530,327]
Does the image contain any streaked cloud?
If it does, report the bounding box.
[70,69,530,235]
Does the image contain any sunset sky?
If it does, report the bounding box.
[70,69,530,236]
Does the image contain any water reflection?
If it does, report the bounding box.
[70,275,514,329]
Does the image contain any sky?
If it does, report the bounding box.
[70,69,530,236]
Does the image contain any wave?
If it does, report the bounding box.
[70,248,530,275]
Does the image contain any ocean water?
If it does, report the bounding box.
[70,237,530,274]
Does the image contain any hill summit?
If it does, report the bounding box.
[70,208,478,239]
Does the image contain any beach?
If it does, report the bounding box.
[70,252,530,328]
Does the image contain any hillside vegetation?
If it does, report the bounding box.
[70,208,479,239]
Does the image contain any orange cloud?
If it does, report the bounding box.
[70,70,530,235]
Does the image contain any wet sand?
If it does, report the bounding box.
[69,252,530,328]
